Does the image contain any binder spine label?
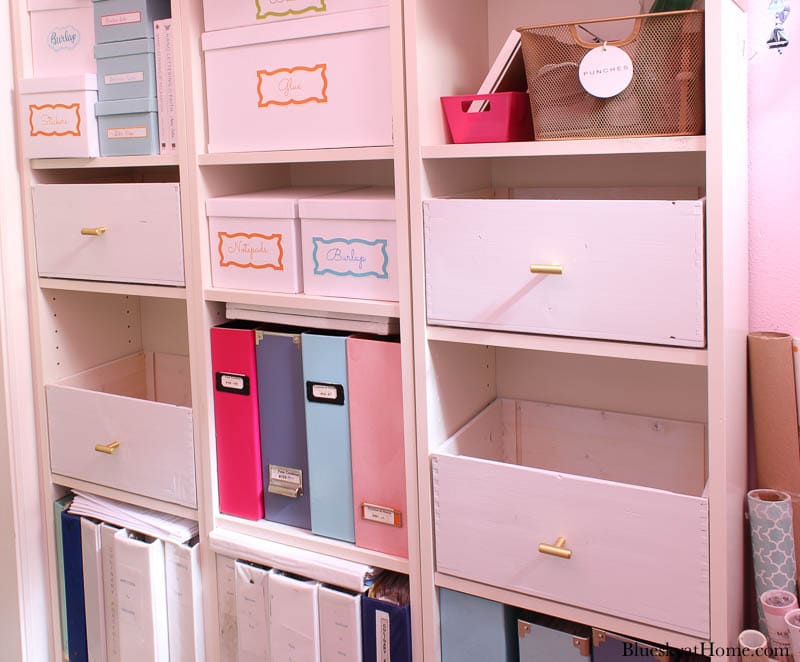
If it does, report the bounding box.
[216,372,250,395]
[362,503,402,527]
[306,381,344,405]
[376,610,391,662]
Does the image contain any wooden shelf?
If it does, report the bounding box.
[205,287,400,318]
[426,325,708,366]
[434,573,709,652]
[30,155,179,170]
[198,146,395,166]
[39,278,187,300]
[51,474,199,521]
[215,514,410,575]
[421,136,706,160]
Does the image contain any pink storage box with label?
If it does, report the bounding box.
[18,74,99,158]
[206,187,355,293]
[299,188,398,302]
[201,7,392,153]
[203,0,388,32]
[29,0,96,76]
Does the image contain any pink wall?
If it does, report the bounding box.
[749,4,800,333]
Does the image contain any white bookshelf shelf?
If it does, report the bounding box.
[39,278,187,300]
[198,146,395,166]
[30,155,179,169]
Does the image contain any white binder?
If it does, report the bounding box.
[217,555,239,662]
[80,518,106,662]
[235,560,272,662]
[269,572,321,662]
[319,585,363,662]
[100,523,122,662]
[114,530,170,662]
[165,539,205,662]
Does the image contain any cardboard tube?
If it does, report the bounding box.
[748,332,800,575]
[740,629,768,658]
[762,589,798,658]
[783,609,800,662]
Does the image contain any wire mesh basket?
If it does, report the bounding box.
[517,10,704,140]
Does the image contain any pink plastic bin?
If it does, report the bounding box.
[441,92,533,144]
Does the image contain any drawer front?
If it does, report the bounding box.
[47,384,196,508]
[33,183,184,285]
[432,454,710,637]
[424,199,705,347]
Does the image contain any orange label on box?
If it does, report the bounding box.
[256,64,328,108]
[218,232,285,270]
[255,0,326,20]
[29,103,82,137]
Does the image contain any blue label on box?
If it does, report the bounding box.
[311,236,389,279]
[48,25,81,51]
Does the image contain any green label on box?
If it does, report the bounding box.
[255,0,327,20]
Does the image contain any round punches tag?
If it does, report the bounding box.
[579,44,634,98]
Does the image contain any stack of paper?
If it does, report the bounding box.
[68,491,198,543]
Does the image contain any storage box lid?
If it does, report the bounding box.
[201,5,389,52]
[94,37,155,59]
[299,187,395,220]
[28,0,90,11]
[206,187,362,219]
[95,96,158,116]
[19,74,97,94]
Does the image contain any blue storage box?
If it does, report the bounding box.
[518,614,591,662]
[440,588,516,662]
[92,0,170,44]
[96,96,159,155]
[95,38,156,101]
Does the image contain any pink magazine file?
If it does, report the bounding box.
[210,322,264,520]
[346,335,408,558]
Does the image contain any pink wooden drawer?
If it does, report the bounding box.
[423,196,705,347]
[46,351,196,508]
[432,399,710,638]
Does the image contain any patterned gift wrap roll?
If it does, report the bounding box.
[784,609,800,662]
[739,629,769,658]
[762,588,798,656]
[748,489,798,633]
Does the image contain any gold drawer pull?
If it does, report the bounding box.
[538,536,572,559]
[95,441,120,455]
[81,226,107,236]
[530,263,563,275]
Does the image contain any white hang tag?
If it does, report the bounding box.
[579,44,634,98]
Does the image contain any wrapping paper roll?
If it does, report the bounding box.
[748,332,800,577]
[739,629,769,658]
[749,490,798,632]
[784,609,800,662]
[762,588,798,657]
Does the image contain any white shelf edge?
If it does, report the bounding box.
[198,146,395,166]
[39,278,188,300]
[30,155,179,170]
[51,474,199,520]
[426,325,709,366]
[434,573,709,651]
[214,515,410,575]
[205,287,400,318]
[421,136,707,160]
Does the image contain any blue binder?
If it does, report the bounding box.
[440,588,515,662]
[302,332,354,542]
[256,329,312,530]
[361,596,412,662]
[592,630,670,661]
[61,510,88,662]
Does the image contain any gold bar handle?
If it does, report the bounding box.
[95,441,120,455]
[538,536,572,559]
[530,264,563,275]
[81,226,107,236]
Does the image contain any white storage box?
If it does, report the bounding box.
[203,0,388,32]
[19,74,99,158]
[432,398,710,637]
[423,193,706,347]
[32,183,184,285]
[206,187,355,293]
[47,351,196,508]
[299,187,398,301]
[29,0,96,77]
[202,7,392,153]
